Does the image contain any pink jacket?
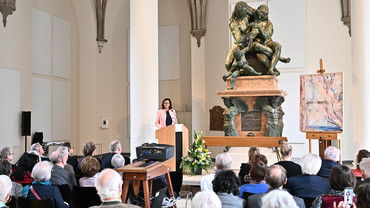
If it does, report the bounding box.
[155,109,178,129]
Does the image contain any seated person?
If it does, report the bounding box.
[284,153,331,199]
[239,146,260,185]
[0,145,14,163]
[0,175,12,207]
[111,154,125,177]
[261,189,299,208]
[78,141,96,169]
[241,153,268,185]
[0,159,22,199]
[62,142,78,170]
[21,161,68,208]
[352,149,370,178]
[101,140,122,169]
[10,152,39,185]
[201,153,232,192]
[312,165,357,208]
[239,161,268,197]
[355,157,370,193]
[192,191,221,208]
[50,149,77,190]
[274,142,301,178]
[213,170,245,208]
[355,184,370,208]
[79,156,101,187]
[317,146,340,178]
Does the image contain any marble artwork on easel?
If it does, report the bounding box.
[300,72,343,132]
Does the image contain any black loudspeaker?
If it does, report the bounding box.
[21,111,31,136]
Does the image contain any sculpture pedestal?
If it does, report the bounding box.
[217,76,287,137]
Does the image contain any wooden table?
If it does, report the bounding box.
[116,160,176,208]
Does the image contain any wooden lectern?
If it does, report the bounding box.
[155,124,188,171]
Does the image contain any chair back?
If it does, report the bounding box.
[73,186,101,208]
[55,184,72,206]
[242,192,255,201]
[5,196,16,208]
[17,197,55,208]
[301,197,316,208]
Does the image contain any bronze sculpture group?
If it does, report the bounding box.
[222,2,288,137]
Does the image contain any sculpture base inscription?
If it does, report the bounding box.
[241,111,261,131]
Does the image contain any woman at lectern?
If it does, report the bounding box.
[155,98,178,128]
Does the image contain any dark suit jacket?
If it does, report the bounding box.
[275,161,302,178]
[317,159,340,178]
[67,155,78,170]
[101,153,116,169]
[50,165,77,190]
[247,188,305,208]
[284,174,331,198]
[355,177,370,193]
[27,183,68,208]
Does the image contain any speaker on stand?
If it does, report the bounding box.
[21,111,31,152]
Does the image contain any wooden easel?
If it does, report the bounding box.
[305,59,342,163]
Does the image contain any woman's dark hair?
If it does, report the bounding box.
[161,98,172,109]
[212,170,240,196]
[83,142,96,156]
[250,161,267,182]
[250,154,268,166]
[11,152,40,180]
[329,165,356,191]
[81,156,101,177]
[248,146,260,163]
[0,159,12,175]
[356,149,370,169]
[356,184,370,208]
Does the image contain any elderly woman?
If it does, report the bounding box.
[111,154,125,177]
[312,165,357,208]
[352,149,370,178]
[78,141,96,169]
[0,146,14,162]
[213,170,245,208]
[261,190,299,208]
[79,156,101,187]
[10,152,40,185]
[0,159,22,199]
[275,142,302,178]
[21,161,68,208]
[239,161,268,197]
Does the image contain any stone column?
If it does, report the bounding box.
[352,0,370,152]
[130,0,158,156]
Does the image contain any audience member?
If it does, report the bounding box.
[78,141,96,169]
[243,153,268,185]
[285,153,331,199]
[111,154,125,177]
[312,165,357,208]
[0,159,22,199]
[10,152,39,185]
[0,175,12,208]
[21,161,68,208]
[101,140,122,169]
[80,156,101,187]
[49,149,77,190]
[191,191,222,208]
[29,142,49,161]
[239,161,268,197]
[212,170,245,208]
[90,168,139,208]
[248,164,305,208]
[239,146,260,185]
[317,146,340,178]
[200,153,232,192]
[355,157,370,193]
[62,142,78,170]
[261,189,299,208]
[0,146,14,162]
[355,184,370,208]
[353,149,370,178]
[275,142,301,178]
[57,146,75,174]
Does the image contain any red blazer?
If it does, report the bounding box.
[155,109,178,129]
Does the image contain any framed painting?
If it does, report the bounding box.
[300,72,343,132]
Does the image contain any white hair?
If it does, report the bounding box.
[31,161,53,182]
[111,154,125,169]
[215,153,233,171]
[301,153,322,175]
[360,157,370,176]
[95,168,123,200]
[324,146,340,161]
[261,190,298,208]
[30,143,42,152]
[192,191,222,208]
[110,140,121,152]
[0,175,12,201]
[57,146,69,155]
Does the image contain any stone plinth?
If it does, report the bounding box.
[217,76,287,98]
